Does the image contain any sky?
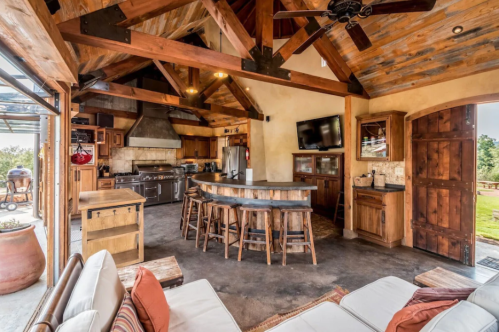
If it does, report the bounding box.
[0,133,34,149]
[478,103,499,140]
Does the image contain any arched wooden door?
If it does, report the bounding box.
[411,105,476,266]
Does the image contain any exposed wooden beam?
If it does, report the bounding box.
[209,118,247,128]
[0,0,78,83]
[153,60,187,97]
[256,0,274,52]
[169,117,208,127]
[188,67,200,91]
[3,119,14,133]
[58,20,359,97]
[279,0,353,83]
[0,115,39,121]
[78,105,138,119]
[199,79,224,101]
[87,81,259,119]
[201,0,257,59]
[223,76,262,118]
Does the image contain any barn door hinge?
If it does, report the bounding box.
[80,4,131,44]
[464,245,470,265]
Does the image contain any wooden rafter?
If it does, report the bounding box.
[58,19,358,97]
[0,0,78,83]
[256,0,274,51]
[201,0,257,59]
[78,105,138,119]
[153,60,187,97]
[223,76,259,113]
[199,79,225,101]
[87,81,258,119]
[188,67,200,91]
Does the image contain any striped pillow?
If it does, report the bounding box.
[111,293,145,332]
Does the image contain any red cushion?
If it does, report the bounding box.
[131,267,170,332]
[386,300,458,332]
[405,288,476,307]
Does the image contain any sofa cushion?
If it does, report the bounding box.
[132,267,170,332]
[265,302,374,332]
[163,279,241,332]
[340,276,419,332]
[111,293,145,332]
[56,310,100,332]
[386,300,457,332]
[468,272,499,321]
[420,301,498,332]
[63,250,125,332]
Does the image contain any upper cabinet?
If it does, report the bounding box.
[177,136,212,159]
[356,111,407,162]
[210,138,218,159]
[228,134,247,147]
[98,129,125,159]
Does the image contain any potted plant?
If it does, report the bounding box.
[0,219,45,295]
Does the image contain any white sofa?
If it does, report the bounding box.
[267,275,499,332]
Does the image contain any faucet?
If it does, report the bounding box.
[229,170,243,179]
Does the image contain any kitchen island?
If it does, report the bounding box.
[79,189,146,267]
[191,173,317,253]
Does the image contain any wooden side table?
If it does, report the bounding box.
[414,267,483,288]
[117,256,184,291]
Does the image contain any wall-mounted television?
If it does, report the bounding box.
[296,115,342,150]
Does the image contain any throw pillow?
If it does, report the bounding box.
[385,300,458,332]
[56,310,100,332]
[131,267,170,332]
[111,293,145,332]
[405,288,476,307]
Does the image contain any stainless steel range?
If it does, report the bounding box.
[114,165,185,206]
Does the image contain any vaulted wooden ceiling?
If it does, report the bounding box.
[57,0,499,100]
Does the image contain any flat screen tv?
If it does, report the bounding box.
[296,115,342,150]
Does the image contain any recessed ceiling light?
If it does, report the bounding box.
[452,26,463,34]
[245,87,250,91]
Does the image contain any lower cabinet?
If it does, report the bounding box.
[71,166,97,215]
[97,178,115,191]
[353,188,404,248]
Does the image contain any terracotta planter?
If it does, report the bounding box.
[0,225,45,295]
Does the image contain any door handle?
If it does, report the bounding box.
[78,170,80,181]
[174,182,178,193]
[381,210,385,224]
[158,184,162,195]
[74,170,77,181]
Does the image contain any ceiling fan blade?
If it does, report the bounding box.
[368,0,436,15]
[293,27,328,54]
[345,21,372,52]
[273,10,329,19]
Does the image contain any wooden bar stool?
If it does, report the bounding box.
[184,195,212,248]
[203,201,241,259]
[179,186,200,236]
[238,205,274,265]
[279,206,317,266]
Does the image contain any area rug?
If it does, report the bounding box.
[478,256,499,271]
[244,286,349,332]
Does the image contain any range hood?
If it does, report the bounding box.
[126,102,181,148]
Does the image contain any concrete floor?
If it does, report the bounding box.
[141,203,497,330]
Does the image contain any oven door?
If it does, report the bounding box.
[115,183,144,197]
[143,182,159,205]
[158,180,173,204]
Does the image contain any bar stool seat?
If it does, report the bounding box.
[203,200,241,259]
[238,204,274,265]
[184,195,212,248]
[279,205,317,266]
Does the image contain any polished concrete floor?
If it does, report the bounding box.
[143,203,497,330]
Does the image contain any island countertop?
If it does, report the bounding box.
[191,173,318,190]
[79,188,146,210]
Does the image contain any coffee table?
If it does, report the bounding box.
[414,267,482,288]
[117,256,183,291]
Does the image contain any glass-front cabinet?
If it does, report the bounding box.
[315,155,340,176]
[356,111,407,162]
[293,154,313,174]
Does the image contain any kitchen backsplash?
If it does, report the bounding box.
[106,147,221,174]
[368,161,405,185]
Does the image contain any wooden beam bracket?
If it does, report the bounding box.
[78,69,105,91]
[80,5,131,44]
[242,46,291,80]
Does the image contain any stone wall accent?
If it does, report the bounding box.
[368,161,405,185]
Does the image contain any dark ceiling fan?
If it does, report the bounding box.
[274,0,436,52]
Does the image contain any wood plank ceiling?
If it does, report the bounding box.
[59,0,499,101]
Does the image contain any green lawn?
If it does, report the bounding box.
[476,195,499,241]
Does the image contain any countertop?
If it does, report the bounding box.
[353,185,405,193]
[192,173,318,190]
[78,188,146,210]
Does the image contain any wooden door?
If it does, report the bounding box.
[183,136,197,158]
[71,168,79,214]
[356,201,384,241]
[112,131,124,148]
[210,138,218,159]
[326,178,341,211]
[197,138,210,158]
[98,131,111,158]
[412,105,476,266]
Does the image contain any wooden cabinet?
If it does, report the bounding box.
[353,188,404,248]
[177,135,213,159]
[97,178,115,191]
[228,134,247,147]
[356,111,407,161]
[71,166,97,215]
[292,153,343,222]
[210,137,218,159]
[98,129,125,159]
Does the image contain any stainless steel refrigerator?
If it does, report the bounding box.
[222,146,247,180]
